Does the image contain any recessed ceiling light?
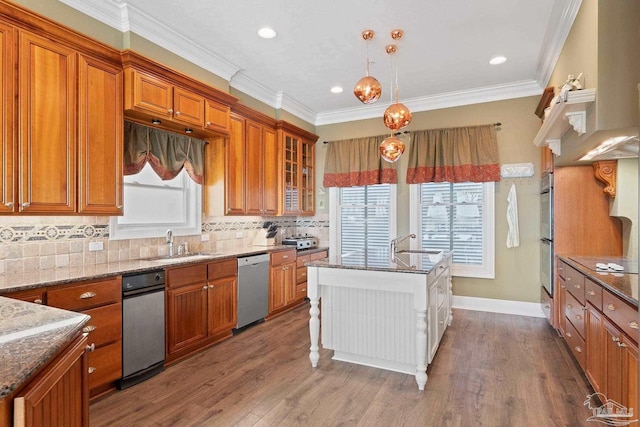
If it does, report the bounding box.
[489,56,507,65]
[258,27,277,39]
[330,86,343,94]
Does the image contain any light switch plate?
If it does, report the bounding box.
[88,241,103,251]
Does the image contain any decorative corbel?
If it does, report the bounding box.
[592,160,617,198]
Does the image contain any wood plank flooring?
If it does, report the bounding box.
[90,306,596,427]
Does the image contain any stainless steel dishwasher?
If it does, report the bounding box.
[236,253,270,331]
[117,270,166,389]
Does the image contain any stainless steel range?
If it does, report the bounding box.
[282,235,318,250]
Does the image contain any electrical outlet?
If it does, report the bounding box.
[235,231,243,239]
[88,241,103,251]
[201,234,210,241]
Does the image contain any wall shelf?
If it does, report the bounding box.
[533,88,596,155]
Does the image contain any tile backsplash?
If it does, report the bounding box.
[0,215,329,275]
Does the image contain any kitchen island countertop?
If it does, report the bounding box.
[0,296,89,399]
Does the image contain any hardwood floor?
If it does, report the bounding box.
[90,306,595,427]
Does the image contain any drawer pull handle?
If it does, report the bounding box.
[575,315,582,321]
[612,336,620,343]
[618,341,628,348]
[83,325,97,333]
[301,288,306,292]
[629,321,639,330]
[574,346,582,353]
[560,285,566,289]
[301,273,307,277]
[606,303,616,311]
[283,255,289,259]
[206,121,212,126]
[88,367,96,374]
[574,284,580,289]
[86,343,95,352]
[80,291,96,299]
[567,304,572,309]
[566,277,571,282]
[588,291,596,296]
[566,332,572,338]
[581,306,587,311]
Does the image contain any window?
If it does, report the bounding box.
[410,182,494,278]
[109,163,202,240]
[330,184,396,267]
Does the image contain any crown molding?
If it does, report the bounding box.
[535,0,582,87]
[58,0,127,31]
[315,80,544,126]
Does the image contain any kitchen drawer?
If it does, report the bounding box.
[296,266,308,284]
[208,258,237,280]
[295,282,307,300]
[296,254,310,268]
[565,290,585,338]
[48,277,121,311]
[83,302,122,348]
[88,341,122,393]
[541,286,553,325]
[564,265,585,304]
[310,250,328,261]
[603,290,639,343]
[167,263,207,288]
[585,279,603,311]
[271,249,296,267]
[7,288,46,305]
[564,318,586,370]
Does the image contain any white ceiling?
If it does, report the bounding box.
[60,0,582,126]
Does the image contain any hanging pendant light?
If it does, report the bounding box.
[383,31,412,131]
[380,132,405,163]
[353,30,382,104]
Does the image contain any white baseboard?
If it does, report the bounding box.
[452,295,545,318]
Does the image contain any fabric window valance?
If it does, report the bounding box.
[406,125,500,183]
[323,135,398,187]
[123,121,206,184]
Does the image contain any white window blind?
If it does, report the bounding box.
[337,185,393,267]
[413,182,494,278]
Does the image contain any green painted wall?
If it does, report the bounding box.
[316,96,545,303]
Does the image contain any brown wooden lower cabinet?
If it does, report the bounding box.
[13,333,89,427]
[585,303,604,394]
[269,249,297,315]
[166,259,238,363]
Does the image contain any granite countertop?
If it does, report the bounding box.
[0,297,89,399]
[307,250,451,274]
[559,255,638,306]
[0,245,324,294]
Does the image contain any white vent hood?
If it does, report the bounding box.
[534,0,640,166]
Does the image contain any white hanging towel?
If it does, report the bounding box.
[506,183,520,248]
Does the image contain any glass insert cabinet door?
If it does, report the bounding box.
[300,141,314,214]
[284,135,299,213]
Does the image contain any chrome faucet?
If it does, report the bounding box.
[390,233,416,260]
[166,229,174,257]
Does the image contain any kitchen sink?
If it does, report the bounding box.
[394,249,443,262]
[140,252,220,263]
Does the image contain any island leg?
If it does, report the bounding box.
[309,296,320,367]
[415,309,428,390]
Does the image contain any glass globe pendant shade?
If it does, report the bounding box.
[354,75,382,104]
[383,102,412,130]
[379,136,405,163]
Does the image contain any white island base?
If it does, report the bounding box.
[307,254,451,391]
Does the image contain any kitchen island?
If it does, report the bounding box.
[306,251,452,390]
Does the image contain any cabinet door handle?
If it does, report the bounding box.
[83,325,96,333]
[588,290,596,296]
[80,291,96,299]
[203,285,208,290]
[574,346,582,353]
[175,111,181,116]
[566,331,572,338]
[575,315,582,321]
[88,367,96,374]
[21,202,30,208]
[566,277,571,282]
[612,336,620,343]
[4,202,12,208]
[580,306,587,311]
[606,303,616,311]
[301,288,306,292]
[85,343,95,352]
[283,255,289,259]
[629,320,639,330]
[574,284,580,289]
[618,341,628,348]
[168,108,174,114]
[567,304,572,309]
[209,285,214,289]
[33,298,42,304]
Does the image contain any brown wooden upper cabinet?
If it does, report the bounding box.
[277,123,318,216]
[0,8,123,216]
[123,65,231,136]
